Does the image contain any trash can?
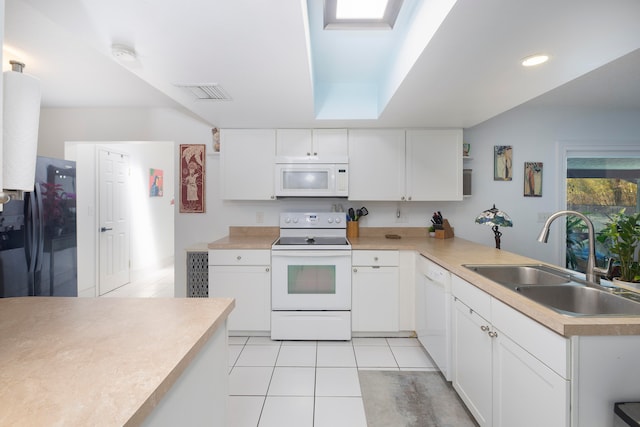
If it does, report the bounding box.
[615,402,640,427]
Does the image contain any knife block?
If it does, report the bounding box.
[435,219,454,239]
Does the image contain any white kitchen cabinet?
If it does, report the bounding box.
[348,129,463,201]
[220,129,276,200]
[352,250,399,333]
[209,250,271,333]
[276,129,347,159]
[453,298,493,426]
[452,275,569,427]
[348,129,406,201]
[406,129,463,201]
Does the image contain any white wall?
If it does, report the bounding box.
[37,104,640,297]
[457,105,640,265]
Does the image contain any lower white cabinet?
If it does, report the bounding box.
[452,275,569,427]
[352,250,399,332]
[208,250,270,333]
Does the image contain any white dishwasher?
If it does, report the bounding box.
[417,257,452,381]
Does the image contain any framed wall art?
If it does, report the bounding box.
[524,162,543,197]
[494,145,513,181]
[149,168,163,197]
[180,144,206,213]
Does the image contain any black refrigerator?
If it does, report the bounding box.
[0,156,77,297]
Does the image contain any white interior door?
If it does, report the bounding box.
[99,150,131,295]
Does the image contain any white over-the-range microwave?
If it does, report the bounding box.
[274,158,348,197]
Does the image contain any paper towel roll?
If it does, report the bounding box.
[3,70,41,191]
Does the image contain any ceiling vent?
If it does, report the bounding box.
[175,83,232,101]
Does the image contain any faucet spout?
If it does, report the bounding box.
[538,210,604,283]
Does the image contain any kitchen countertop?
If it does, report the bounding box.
[208,226,640,337]
[208,226,278,249]
[0,297,234,426]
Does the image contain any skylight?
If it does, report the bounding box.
[336,0,388,20]
[324,0,403,30]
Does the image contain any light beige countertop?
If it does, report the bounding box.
[0,297,234,426]
[354,229,640,336]
[208,226,278,249]
[208,226,640,337]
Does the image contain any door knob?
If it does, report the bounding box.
[100,227,113,232]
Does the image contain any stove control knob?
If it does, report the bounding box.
[293,218,299,223]
[284,217,291,223]
[327,218,334,223]
[335,217,342,224]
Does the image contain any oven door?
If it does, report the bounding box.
[271,250,351,310]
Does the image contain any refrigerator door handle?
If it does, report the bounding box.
[25,190,38,295]
[33,183,45,294]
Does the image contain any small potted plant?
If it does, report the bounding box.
[428,225,436,237]
[597,210,640,289]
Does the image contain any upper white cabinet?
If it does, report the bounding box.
[221,129,276,200]
[406,129,463,201]
[276,129,348,159]
[348,129,406,201]
[348,129,463,201]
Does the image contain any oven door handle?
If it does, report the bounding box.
[271,250,351,257]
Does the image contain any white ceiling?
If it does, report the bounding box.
[4,0,640,129]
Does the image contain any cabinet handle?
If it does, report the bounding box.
[307,152,311,156]
[265,267,270,272]
[374,256,379,261]
[270,195,275,199]
[236,255,242,260]
[313,152,318,156]
[488,331,498,338]
[408,196,412,201]
[480,325,490,332]
[353,268,358,273]
[401,196,406,201]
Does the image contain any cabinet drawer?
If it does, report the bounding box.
[452,275,491,320]
[209,250,270,266]
[352,250,399,266]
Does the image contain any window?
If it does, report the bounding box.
[566,156,640,272]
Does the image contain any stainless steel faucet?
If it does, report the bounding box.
[537,210,611,283]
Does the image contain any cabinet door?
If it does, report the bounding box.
[452,298,492,427]
[276,129,312,157]
[352,266,399,332]
[221,129,276,200]
[493,332,569,427]
[209,265,271,332]
[348,129,405,201]
[312,129,348,158]
[406,129,463,201]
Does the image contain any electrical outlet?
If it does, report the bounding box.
[395,205,408,223]
[256,212,264,224]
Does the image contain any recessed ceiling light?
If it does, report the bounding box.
[521,54,549,67]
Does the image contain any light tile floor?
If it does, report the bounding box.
[228,336,437,427]
[100,265,174,297]
[100,268,442,426]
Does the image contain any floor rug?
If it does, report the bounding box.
[358,370,477,427]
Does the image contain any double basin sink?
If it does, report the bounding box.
[464,264,640,316]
